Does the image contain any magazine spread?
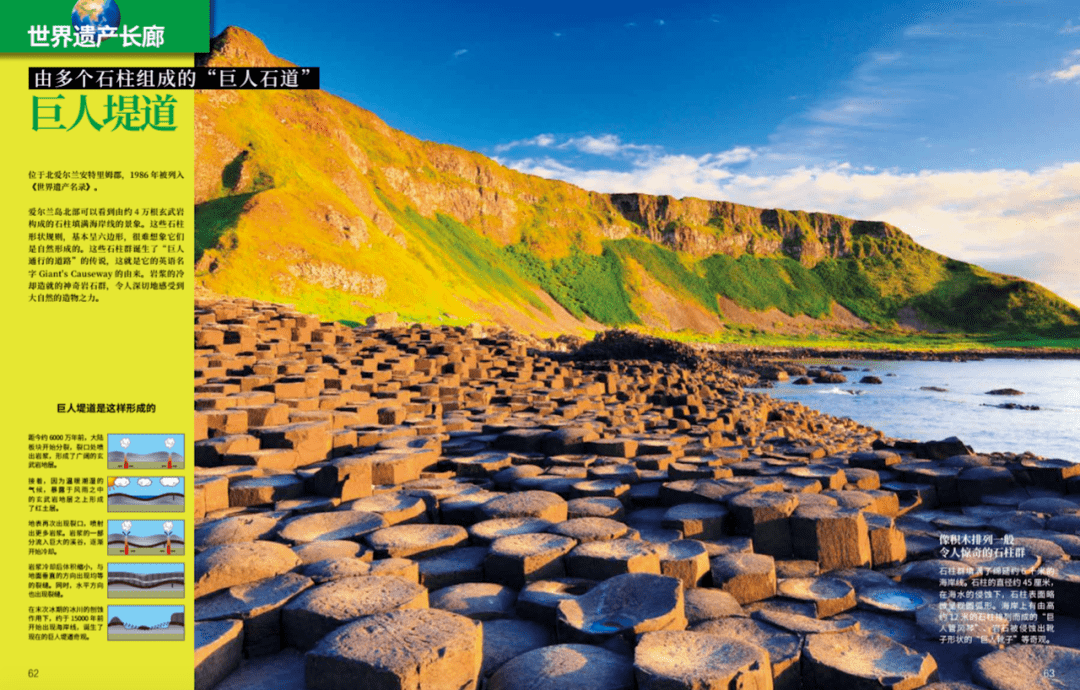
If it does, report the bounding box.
[4,2,1079,690]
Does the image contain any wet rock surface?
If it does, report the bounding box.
[194,299,1080,690]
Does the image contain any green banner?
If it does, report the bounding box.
[2,1,209,53]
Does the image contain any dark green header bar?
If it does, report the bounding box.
[2,1,209,53]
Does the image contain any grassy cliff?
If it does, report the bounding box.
[193,27,1080,343]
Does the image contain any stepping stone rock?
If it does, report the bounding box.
[634,630,773,690]
[195,515,279,552]
[195,540,302,598]
[710,553,776,604]
[692,617,801,690]
[278,511,387,544]
[728,491,798,558]
[957,467,1015,505]
[485,533,577,588]
[555,572,686,644]
[566,538,660,579]
[548,517,629,542]
[864,513,907,567]
[365,524,468,559]
[654,540,711,589]
[856,586,935,617]
[477,491,568,522]
[516,578,597,624]
[802,630,938,690]
[487,644,634,690]
[683,588,745,623]
[196,572,313,656]
[301,557,372,583]
[282,575,428,649]
[776,576,856,618]
[972,644,1080,690]
[479,618,553,678]
[292,540,365,565]
[776,560,819,578]
[849,450,901,469]
[791,504,871,570]
[1017,497,1080,516]
[751,606,860,635]
[304,609,482,690]
[229,475,305,507]
[430,582,517,620]
[417,546,489,589]
[345,493,427,525]
[661,503,729,539]
[195,619,244,690]
[469,517,554,545]
[566,496,625,520]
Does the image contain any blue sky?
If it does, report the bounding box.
[212,1,1080,305]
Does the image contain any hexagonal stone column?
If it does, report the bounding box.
[282,575,428,650]
[365,524,468,559]
[485,533,577,588]
[634,630,774,690]
[476,491,569,522]
[728,491,798,558]
[710,553,777,604]
[802,630,938,690]
[790,504,871,570]
[566,538,660,579]
[304,609,482,690]
[692,617,801,690]
[661,503,729,540]
[555,573,686,644]
[776,577,856,618]
[487,644,634,690]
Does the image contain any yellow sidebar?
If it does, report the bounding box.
[0,54,194,690]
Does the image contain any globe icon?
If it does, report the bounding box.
[71,0,121,42]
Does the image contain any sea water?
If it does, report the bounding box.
[761,358,1080,462]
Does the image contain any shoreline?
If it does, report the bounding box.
[193,298,1080,690]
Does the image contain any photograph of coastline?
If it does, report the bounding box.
[193,2,1080,689]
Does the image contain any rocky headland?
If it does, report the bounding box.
[194,297,1080,690]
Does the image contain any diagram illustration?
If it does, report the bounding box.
[107,476,184,512]
[107,606,185,641]
[107,520,184,556]
[107,433,185,470]
[107,563,185,599]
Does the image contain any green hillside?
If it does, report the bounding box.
[193,27,1080,344]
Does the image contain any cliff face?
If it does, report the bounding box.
[192,27,1080,337]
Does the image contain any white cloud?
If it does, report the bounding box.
[452,48,468,58]
[138,478,152,487]
[1049,63,1080,82]
[113,477,129,487]
[160,477,180,488]
[494,133,558,153]
[1062,20,1080,35]
[503,142,1080,307]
